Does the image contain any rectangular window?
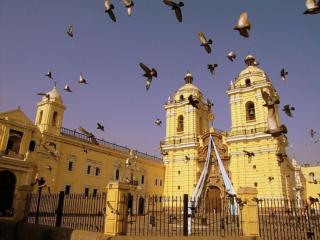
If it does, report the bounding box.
[87,165,91,174]
[68,161,73,171]
[155,178,158,186]
[65,185,71,195]
[93,188,98,197]
[95,167,100,176]
[160,179,163,186]
[84,187,89,196]
[141,175,145,184]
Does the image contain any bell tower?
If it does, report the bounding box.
[35,85,65,135]
[226,55,295,199]
[161,72,213,196]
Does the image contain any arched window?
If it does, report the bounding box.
[38,111,43,124]
[245,78,251,87]
[28,141,36,152]
[179,95,184,101]
[246,101,256,121]
[177,115,184,132]
[199,117,203,134]
[115,169,120,181]
[309,172,315,182]
[52,111,58,126]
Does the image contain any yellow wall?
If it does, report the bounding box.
[301,165,320,199]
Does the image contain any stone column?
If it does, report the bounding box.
[237,187,260,237]
[13,185,33,222]
[104,181,129,236]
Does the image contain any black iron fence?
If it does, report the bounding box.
[258,198,320,240]
[24,191,106,232]
[124,194,242,237]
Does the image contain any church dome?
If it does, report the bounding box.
[46,86,63,104]
[173,72,204,101]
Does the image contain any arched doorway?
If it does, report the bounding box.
[205,185,222,213]
[127,193,133,215]
[138,197,145,215]
[0,170,16,216]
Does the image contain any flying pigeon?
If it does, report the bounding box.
[123,0,134,16]
[67,25,73,38]
[155,118,162,126]
[198,32,213,54]
[104,0,116,22]
[276,153,287,163]
[207,64,218,75]
[207,99,214,106]
[160,149,168,156]
[64,84,72,92]
[45,71,53,79]
[139,62,158,91]
[187,95,199,109]
[282,104,295,117]
[304,0,320,14]
[227,51,236,62]
[97,122,105,131]
[163,0,184,22]
[78,73,88,84]
[280,68,288,80]
[311,128,316,138]
[243,150,255,158]
[79,126,98,144]
[37,93,50,100]
[234,12,251,38]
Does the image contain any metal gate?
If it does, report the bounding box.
[258,198,320,240]
[125,194,242,236]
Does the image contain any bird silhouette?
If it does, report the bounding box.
[37,93,50,100]
[139,62,158,91]
[282,104,295,117]
[234,12,251,38]
[198,32,212,54]
[310,128,317,138]
[185,155,190,161]
[104,0,116,22]
[45,71,53,79]
[227,51,236,62]
[304,0,320,14]
[64,84,72,92]
[280,68,288,80]
[78,73,88,84]
[155,118,162,126]
[163,0,184,22]
[187,95,199,109]
[97,122,105,131]
[207,64,218,76]
[207,99,214,107]
[161,149,168,156]
[123,0,134,16]
[67,25,73,38]
[79,126,98,144]
[243,150,255,158]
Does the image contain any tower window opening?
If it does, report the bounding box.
[254,182,258,187]
[115,169,120,181]
[245,79,251,87]
[246,101,256,121]
[52,111,58,126]
[28,140,36,152]
[38,110,43,124]
[177,115,184,132]
[179,95,184,101]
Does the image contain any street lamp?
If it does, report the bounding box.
[35,177,46,224]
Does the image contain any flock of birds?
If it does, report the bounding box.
[35,0,319,158]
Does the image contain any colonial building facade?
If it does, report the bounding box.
[0,55,318,216]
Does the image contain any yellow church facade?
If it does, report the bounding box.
[0,54,319,216]
[0,87,164,216]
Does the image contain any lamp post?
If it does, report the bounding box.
[35,177,46,224]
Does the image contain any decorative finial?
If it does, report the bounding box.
[244,54,256,66]
[184,71,193,84]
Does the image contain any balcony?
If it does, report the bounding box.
[60,127,162,161]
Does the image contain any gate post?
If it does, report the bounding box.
[55,191,65,227]
[104,181,129,236]
[13,185,33,222]
[237,187,259,237]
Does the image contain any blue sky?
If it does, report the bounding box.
[1,0,319,164]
